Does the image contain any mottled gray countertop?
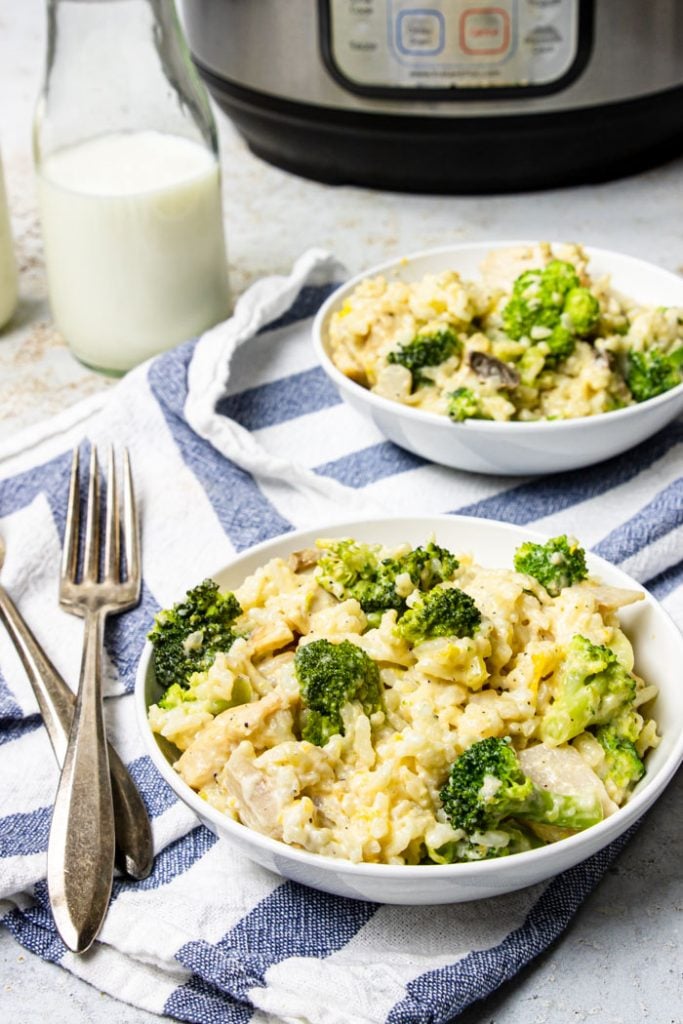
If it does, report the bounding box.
[0,2,682,1022]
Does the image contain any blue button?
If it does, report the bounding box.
[396,9,446,56]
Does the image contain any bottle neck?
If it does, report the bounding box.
[37,0,216,163]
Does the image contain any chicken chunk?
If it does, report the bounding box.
[519,743,618,819]
[176,691,291,789]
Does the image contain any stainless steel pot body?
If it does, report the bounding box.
[182,0,683,191]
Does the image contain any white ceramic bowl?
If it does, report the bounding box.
[135,515,683,905]
[312,242,683,476]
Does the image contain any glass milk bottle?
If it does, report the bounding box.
[0,148,18,330]
[34,0,230,374]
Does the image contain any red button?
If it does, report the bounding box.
[460,8,511,56]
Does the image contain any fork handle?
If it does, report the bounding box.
[47,606,116,953]
[0,585,153,881]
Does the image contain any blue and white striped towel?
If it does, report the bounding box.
[0,249,681,1024]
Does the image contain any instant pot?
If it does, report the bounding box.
[182,0,683,193]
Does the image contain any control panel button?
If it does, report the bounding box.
[397,9,445,56]
[460,7,511,56]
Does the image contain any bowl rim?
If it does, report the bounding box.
[311,240,683,433]
[134,513,683,882]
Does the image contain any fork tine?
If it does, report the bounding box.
[122,449,140,592]
[83,446,100,583]
[60,447,81,585]
[104,446,120,582]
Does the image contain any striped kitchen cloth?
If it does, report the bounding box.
[0,248,681,1024]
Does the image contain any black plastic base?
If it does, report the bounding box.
[195,63,683,195]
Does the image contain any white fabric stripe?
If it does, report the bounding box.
[661,583,683,623]
[0,852,46,901]
[63,941,189,1017]
[226,319,322,394]
[254,404,387,470]
[363,463,515,516]
[0,391,109,467]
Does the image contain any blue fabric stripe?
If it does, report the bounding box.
[111,825,218,898]
[644,555,683,599]
[258,283,340,334]
[0,806,51,858]
[125,754,178,818]
[593,476,683,565]
[104,581,160,694]
[0,713,42,746]
[175,881,377,1002]
[1,884,67,964]
[165,974,252,1024]
[456,421,683,525]
[147,342,293,552]
[386,825,639,1024]
[0,682,22,721]
[216,367,341,432]
[316,441,426,487]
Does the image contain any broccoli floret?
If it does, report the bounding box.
[540,635,636,746]
[395,586,481,645]
[395,541,460,591]
[503,261,579,339]
[427,823,542,864]
[387,327,461,389]
[595,708,645,791]
[447,387,489,422]
[564,287,600,336]
[502,261,599,369]
[294,638,382,746]
[440,736,603,835]
[513,534,588,597]
[148,580,243,689]
[316,539,459,625]
[626,347,683,403]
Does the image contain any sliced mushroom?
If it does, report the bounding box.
[288,548,320,573]
[468,351,520,389]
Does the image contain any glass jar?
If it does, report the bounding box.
[34,0,230,374]
[0,148,18,330]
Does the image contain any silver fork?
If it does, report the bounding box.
[47,445,141,953]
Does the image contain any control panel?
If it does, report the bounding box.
[325,0,581,92]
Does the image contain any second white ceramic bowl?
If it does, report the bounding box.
[312,242,683,475]
[135,516,683,904]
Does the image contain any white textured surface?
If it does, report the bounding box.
[0,0,682,1021]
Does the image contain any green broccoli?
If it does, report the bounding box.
[502,260,599,368]
[626,346,683,403]
[380,541,460,596]
[564,287,600,336]
[387,327,461,389]
[395,586,481,645]
[540,635,636,746]
[595,708,645,791]
[447,387,489,422]
[439,736,603,835]
[148,580,243,689]
[427,823,542,864]
[315,538,459,625]
[294,638,382,746]
[513,534,588,597]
